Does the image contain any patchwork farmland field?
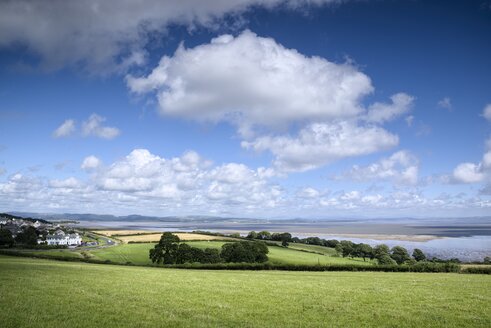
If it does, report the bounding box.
[86,241,374,266]
[94,230,236,242]
[0,255,490,328]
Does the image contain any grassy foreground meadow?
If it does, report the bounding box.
[0,255,489,328]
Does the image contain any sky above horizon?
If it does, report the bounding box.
[1,0,491,219]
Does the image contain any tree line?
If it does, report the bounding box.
[149,232,269,265]
[245,230,459,265]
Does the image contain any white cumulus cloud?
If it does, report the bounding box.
[337,150,419,185]
[81,156,102,171]
[452,163,485,184]
[365,93,414,124]
[82,114,120,139]
[242,122,399,172]
[49,177,82,189]
[53,119,76,138]
[129,31,411,172]
[127,30,373,130]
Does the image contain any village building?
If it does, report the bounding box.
[42,233,82,246]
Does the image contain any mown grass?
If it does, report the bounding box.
[0,248,84,259]
[0,255,490,328]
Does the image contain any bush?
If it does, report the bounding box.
[378,254,397,265]
[220,241,269,263]
[461,266,491,274]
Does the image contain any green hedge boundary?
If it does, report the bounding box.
[1,249,478,273]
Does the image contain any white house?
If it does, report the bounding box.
[43,233,82,246]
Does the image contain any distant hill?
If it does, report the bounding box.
[0,213,51,224]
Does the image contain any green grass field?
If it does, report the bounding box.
[0,255,489,328]
[86,241,373,266]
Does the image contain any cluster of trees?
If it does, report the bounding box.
[334,241,427,265]
[149,232,269,265]
[0,226,39,247]
[246,231,340,248]
[244,230,435,265]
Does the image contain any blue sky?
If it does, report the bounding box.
[1,0,491,218]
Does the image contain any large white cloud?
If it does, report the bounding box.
[451,108,491,185]
[129,31,412,172]
[242,122,399,172]
[0,0,339,72]
[128,30,373,129]
[453,163,485,184]
[450,139,491,186]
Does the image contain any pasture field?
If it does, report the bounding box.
[116,232,236,243]
[0,255,490,328]
[95,229,161,236]
[287,243,338,256]
[86,241,375,266]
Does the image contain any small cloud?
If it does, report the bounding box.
[405,115,414,127]
[49,177,82,189]
[54,161,71,171]
[483,104,491,123]
[365,93,414,124]
[53,119,76,138]
[82,114,120,139]
[437,97,452,111]
[415,123,431,137]
[0,167,6,175]
[81,155,102,171]
[296,187,321,199]
[452,162,485,184]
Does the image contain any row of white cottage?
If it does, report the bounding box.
[38,231,82,246]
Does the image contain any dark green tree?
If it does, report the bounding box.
[324,239,340,248]
[340,240,354,258]
[246,231,258,239]
[175,243,194,264]
[378,254,397,265]
[271,232,292,242]
[373,244,390,260]
[335,243,344,256]
[149,232,180,264]
[0,229,14,247]
[220,241,268,263]
[256,231,271,240]
[202,248,222,263]
[412,248,426,262]
[305,237,323,245]
[390,246,411,264]
[221,242,253,262]
[15,226,38,246]
[356,243,373,261]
